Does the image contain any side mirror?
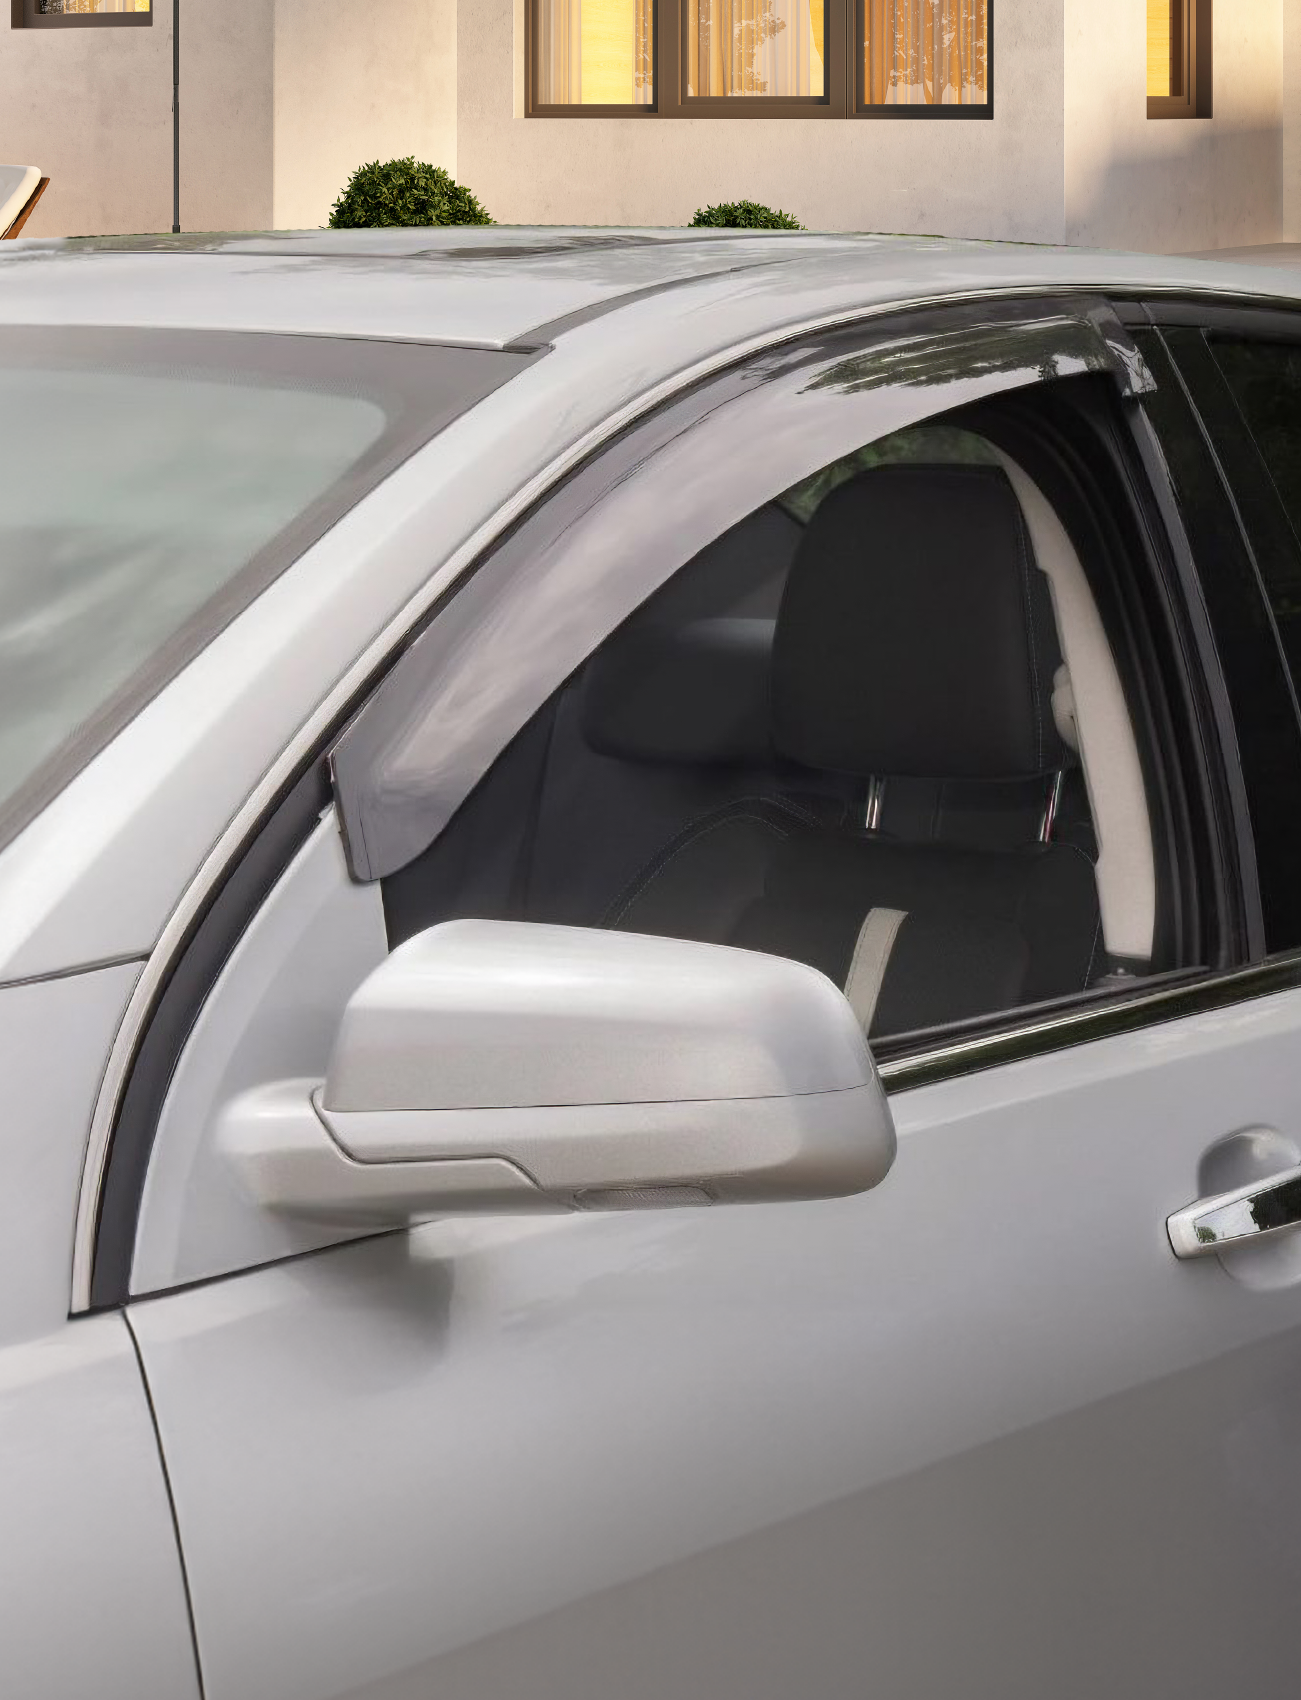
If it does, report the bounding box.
[222,920,896,1224]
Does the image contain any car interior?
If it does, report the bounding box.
[383,410,1173,1049]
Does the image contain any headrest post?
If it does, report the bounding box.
[864,776,886,833]
[1040,770,1065,844]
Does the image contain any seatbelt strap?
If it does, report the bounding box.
[844,907,908,1036]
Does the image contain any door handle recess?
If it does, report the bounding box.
[1167,1162,1301,1259]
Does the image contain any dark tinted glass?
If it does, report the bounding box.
[1140,326,1301,952]
[1211,337,1301,570]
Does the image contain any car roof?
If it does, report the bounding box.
[3,227,1300,354]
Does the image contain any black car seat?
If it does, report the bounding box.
[603,465,1103,1038]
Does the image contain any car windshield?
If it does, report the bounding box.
[0,328,532,848]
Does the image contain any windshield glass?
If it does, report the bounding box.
[0,328,532,848]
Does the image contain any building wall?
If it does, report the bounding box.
[0,0,453,239]
[1065,0,1284,252]
[0,7,178,237]
[456,0,1066,240]
[272,0,457,232]
[1284,0,1301,238]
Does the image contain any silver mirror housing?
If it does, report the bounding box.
[224,920,896,1223]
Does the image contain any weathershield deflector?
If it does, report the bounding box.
[332,297,1154,883]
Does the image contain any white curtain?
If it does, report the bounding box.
[862,0,988,106]
[535,0,654,106]
[687,0,824,98]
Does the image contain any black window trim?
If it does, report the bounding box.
[81,287,1242,1313]
[1136,299,1301,960]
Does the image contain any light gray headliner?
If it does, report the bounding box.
[3,228,1300,358]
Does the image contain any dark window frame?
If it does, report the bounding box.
[527,0,992,118]
[12,0,152,26]
[88,292,1242,1311]
[1142,301,1301,956]
[1147,0,1212,121]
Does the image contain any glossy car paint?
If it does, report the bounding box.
[130,988,1301,1698]
[4,230,1301,1697]
[0,968,198,1698]
[133,296,1144,1298]
[1,231,1297,984]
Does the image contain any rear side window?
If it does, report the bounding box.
[1194,334,1301,686]
[0,328,532,850]
[1210,339,1301,546]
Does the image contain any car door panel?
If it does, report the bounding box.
[119,298,1301,1697]
[130,986,1301,1699]
[0,969,200,1700]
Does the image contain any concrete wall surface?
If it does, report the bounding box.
[1066,0,1284,252]
[457,0,1067,240]
[273,0,457,232]
[1,0,453,239]
[1284,0,1301,239]
[1,10,176,237]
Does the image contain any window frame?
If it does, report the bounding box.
[1141,303,1301,956]
[526,0,993,119]
[1147,0,1213,121]
[13,0,152,26]
[82,291,1237,1313]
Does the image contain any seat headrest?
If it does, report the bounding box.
[771,465,1070,781]
[581,616,773,766]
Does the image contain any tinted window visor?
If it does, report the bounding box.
[0,328,534,852]
[332,296,1157,883]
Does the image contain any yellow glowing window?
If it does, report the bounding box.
[534,0,654,105]
[1147,0,1182,98]
[862,0,988,107]
[528,0,997,115]
[25,0,152,17]
[685,0,826,99]
[1148,0,1209,117]
[37,0,151,11]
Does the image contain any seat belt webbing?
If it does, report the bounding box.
[844,907,908,1036]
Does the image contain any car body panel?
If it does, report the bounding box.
[1,234,1299,988]
[0,966,199,1698]
[6,232,1301,1697]
[130,989,1301,1699]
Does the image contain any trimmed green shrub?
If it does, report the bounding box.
[689,200,802,230]
[329,158,492,229]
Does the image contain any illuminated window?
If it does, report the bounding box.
[533,0,654,107]
[1147,0,1211,118]
[686,0,826,100]
[528,0,994,116]
[17,0,151,22]
[861,0,988,109]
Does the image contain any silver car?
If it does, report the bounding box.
[5,227,1301,1700]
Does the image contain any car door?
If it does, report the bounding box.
[0,966,202,1700]
[119,296,1301,1700]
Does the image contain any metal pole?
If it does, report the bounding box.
[172,0,180,233]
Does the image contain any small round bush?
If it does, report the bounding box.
[329,158,492,229]
[690,200,802,231]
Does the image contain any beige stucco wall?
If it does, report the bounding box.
[0,10,176,236]
[0,0,452,239]
[1066,0,1284,252]
[1284,0,1301,238]
[272,0,457,231]
[457,0,1066,239]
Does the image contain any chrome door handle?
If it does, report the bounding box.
[1168,1162,1301,1259]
